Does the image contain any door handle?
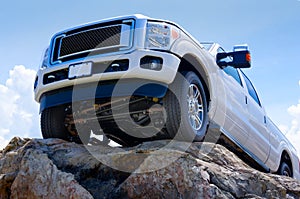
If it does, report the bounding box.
[264,116,267,124]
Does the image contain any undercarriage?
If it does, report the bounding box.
[63,96,169,146]
[40,71,209,147]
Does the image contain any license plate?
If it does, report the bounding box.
[68,62,92,79]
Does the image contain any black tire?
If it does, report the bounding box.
[163,71,209,142]
[41,106,90,144]
[41,106,69,140]
[277,162,292,177]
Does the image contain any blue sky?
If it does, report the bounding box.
[0,0,299,150]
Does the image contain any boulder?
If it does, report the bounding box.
[0,137,299,199]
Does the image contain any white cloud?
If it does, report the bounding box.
[283,82,300,156]
[0,65,40,150]
[288,101,300,117]
[0,136,9,151]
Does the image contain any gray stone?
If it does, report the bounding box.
[0,137,299,199]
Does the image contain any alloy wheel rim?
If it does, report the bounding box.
[283,168,291,177]
[187,84,204,131]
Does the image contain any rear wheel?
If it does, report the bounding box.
[277,161,292,177]
[163,71,209,142]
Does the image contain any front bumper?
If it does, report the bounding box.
[39,79,168,113]
[34,49,180,102]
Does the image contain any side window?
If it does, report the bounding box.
[223,67,243,86]
[217,47,243,86]
[241,72,261,106]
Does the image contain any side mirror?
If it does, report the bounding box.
[217,50,251,69]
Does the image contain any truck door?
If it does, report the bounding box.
[212,46,250,145]
[220,66,250,145]
[240,70,270,163]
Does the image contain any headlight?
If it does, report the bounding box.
[40,47,50,69]
[145,22,180,50]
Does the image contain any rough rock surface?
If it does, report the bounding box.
[0,137,300,199]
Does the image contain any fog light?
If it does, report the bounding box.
[140,56,163,71]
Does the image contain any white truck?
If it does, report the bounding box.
[34,14,300,180]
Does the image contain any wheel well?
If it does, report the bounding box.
[178,54,211,106]
[280,151,293,177]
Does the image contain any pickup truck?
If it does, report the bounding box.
[34,14,300,180]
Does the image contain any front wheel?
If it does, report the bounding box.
[41,106,70,141]
[163,71,209,142]
[41,106,91,144]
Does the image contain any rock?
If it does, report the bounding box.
[0,137,299,199]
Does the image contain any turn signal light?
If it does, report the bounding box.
[246,53,251,62]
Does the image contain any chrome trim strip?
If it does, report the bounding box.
[119,19,135,51]
[51,35,65,65]
[57,35,64,61]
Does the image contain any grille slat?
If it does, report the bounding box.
[59,25,122,58]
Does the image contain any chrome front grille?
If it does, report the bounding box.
[51,19,134,64]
